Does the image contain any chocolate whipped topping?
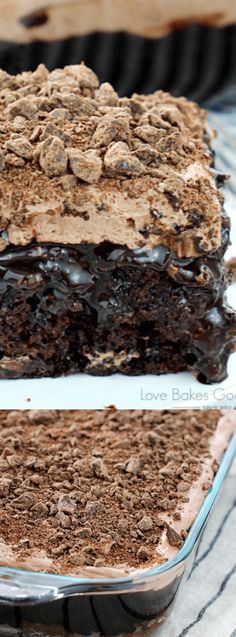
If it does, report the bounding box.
[0,63,223,258]
[0,409,235,578]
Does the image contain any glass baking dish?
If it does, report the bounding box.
[0,430,235,637]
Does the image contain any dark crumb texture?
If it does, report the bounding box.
[0,236,235,383]
[0,409,221,574]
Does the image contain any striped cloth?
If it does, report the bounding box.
[158,457,236,637]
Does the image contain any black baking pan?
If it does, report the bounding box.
[0,25,236,107]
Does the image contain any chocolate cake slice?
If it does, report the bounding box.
[1,0,236,42]
[0,63,235,381]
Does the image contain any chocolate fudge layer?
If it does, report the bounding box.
[0,64,235,382]
[0,409,235,577]
[0,0,236,43]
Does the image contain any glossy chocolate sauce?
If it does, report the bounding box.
[0,228,234,383]
[0,239,226,295]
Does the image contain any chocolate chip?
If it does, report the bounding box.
[146,432,159,447]
[165,190,180,210]
[68,148,102,184]
[31,502,48,518]
[209,168,229,187]
[0,478,13,496]
[6,135,33,160]
[55,511,71,529]
[137,516,153,531]
[5,154,25,167]
[188,210,202,227]
[77,527,92,539]
[6,454,21,468]
[39,136,67,178]
[172,222,183,235]
[85,501,105,516]
[28,411,57,424]
[0,150,5,171]
[20,10,48,28]
[104,141,144,176]
[91,458,109,479]
[12,492,37,510]
[166,525,183,548]
[137,547,150,561]
[8,98,38,120]
[77,210,90,221]
[60,175,77,193]
[202,481,212,491]
[125,457,141,475]
[134,125,159,143]
[139,226,150,238]
[92,114,130,147]
[57,494,76,514]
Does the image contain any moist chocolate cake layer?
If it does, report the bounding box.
[0,233,235,383]
[0,64,235,381]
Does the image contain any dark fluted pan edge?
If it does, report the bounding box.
[0,25,236,106]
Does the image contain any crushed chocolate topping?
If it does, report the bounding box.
[0,63,223,257]
[0,409,232,576]
[38,136,68,177]
[68,148,102,183]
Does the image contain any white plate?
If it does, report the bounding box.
[0,110,236,409]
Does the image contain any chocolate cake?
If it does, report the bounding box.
[0,408,235,576]
[0,63,235,381]
[1,0,236,43]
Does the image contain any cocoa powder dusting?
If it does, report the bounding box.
[0,409,225,576]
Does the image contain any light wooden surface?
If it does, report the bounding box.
[0,0,236,43]
[157,457,236,637]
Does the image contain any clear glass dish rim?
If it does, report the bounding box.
[0,429,235,601]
